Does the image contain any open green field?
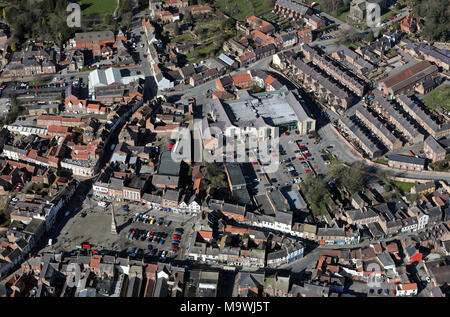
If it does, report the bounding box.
[79,0,118,15]
[424,85,450,111]
[217,0,274,21]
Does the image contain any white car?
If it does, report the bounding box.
[11,198,18,202]
[98,201,107,207]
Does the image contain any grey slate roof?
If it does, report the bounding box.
[387,154,425,166]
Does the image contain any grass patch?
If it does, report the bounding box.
[216,0,274,21]
[79,0,118,15]
[375,158,388,165]
[170,32,193,44]
[336,10,350,22]
[423,85,450,112]
[393,181,416,193]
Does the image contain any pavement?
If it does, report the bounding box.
[42,195,198,261]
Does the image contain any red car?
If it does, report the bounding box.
[285,132,289,136]
[304,153,311,158]
[305,169,310,173]
[171,245,179,251]
[252,162,258,165]
[173,234,181,240]
[299,145,305,148]
[150,231,155,238]
[298,157,304,161]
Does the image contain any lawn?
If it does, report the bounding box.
[79,0,118,15]
[423,85,450,112]
[374,158,388,165]
[217,0,274,21]
[380,7,401,23]
[336,10,350,22]
[394,181,416,193]
[170,33,193,44]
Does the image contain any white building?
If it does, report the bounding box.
[88,67,145,98]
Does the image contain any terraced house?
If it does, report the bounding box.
[355,106,402,151]
[338,116,383,158]
[312,54,366,97]
[274,0,312,20]
[373,96,424,145]
[396,94,450,140]
[291,59,354,110]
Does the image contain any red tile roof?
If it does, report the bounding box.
[232,73,251,85]
[401,283,418,290]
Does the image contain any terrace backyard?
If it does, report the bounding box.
[424,85,450,112]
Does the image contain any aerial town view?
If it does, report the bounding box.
[0,0,448,304]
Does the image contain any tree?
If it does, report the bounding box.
[329,162,366,194]
[376,169,394,186]
[201,163,228,190]
[222,17,236,31]
[174,21,180,36]
[301,174,331,214]
[104,14,113,26]
[367,30,374,42]
[184,11,193,24]
[121,12,133,29]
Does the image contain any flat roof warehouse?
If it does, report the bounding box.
[220,88,312,127]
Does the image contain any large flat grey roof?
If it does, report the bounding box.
[219,88,312,127]
[157,151,181,176]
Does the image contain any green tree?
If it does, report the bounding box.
[222,17,236,31]
[201,163,228,190]
[329,162,366,194]
[184,11,193,24]
[174,21,180,36]
[104,14,113,26]
[301,174,331,215]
